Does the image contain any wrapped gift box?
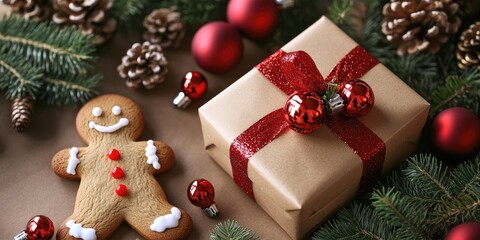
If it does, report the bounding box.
[198,17,429,239]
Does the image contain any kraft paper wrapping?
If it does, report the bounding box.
[198,17,430,239]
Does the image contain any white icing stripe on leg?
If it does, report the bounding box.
[66,220,97,240]
[150,207,181,233]
[67,147,80,175]
[145,140,160,170]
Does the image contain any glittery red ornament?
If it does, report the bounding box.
[14,215,54,240]
[339,79,374,117]
[432,107,480,159]
[187,178,219,217]
[284,92,326,134]
[112,167,124,179]
[108,149,120,160]
[115,184,128,196]
[173,71,208,108]
[191,21,243,73]
[227,0,279,39]
[445,222,480,240]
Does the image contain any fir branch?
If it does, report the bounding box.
[451,157,480,197]
[429,68,480,116]
[0,53,42,100]
[313,203,394,240]
[210,220,258,240]
[314,154,480,240]
[371,188,428,239]
[156,0,229,29]
[0,15,96,75]
[111,0,148,29]
[403,154,453,199]
[39,73,101,106]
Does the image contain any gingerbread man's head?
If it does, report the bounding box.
[76,94,144,144]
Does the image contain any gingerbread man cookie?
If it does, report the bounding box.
[52,94,192,240]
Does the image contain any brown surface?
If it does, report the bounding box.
[0,18,290,240]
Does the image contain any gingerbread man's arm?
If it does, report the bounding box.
[144,140,175,175]
[51,147,84,180]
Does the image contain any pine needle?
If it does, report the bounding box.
[210,220,259,240]
[0,15,96,75]
[0,53,42,100]
[39,74,101,106]
[430,68,480,116]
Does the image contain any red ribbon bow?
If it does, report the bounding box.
[230,46,386,199]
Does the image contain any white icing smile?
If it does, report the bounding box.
[89,118,129,133]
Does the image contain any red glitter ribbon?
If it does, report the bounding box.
[229,46,385,199]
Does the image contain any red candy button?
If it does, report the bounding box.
[115,184,128,196]
[112,167,124,179]
[108,149,120,160]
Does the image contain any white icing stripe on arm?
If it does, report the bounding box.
[67,147,80,175]
[146,140,160,170]
[66,220,97,240]
[150,207,181,232]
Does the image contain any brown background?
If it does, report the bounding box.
[0,7,293,239]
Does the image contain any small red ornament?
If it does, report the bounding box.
[187,178,219,217]
[115,184,128,196]
[227,0,279,39]
[112,167,125,179]
[284,92,326,134]
[432,107,480,159]
[14,215,54,240]
[108,149,120,160]
[173,71,208,108]
[445,222,480,240]
[191,21,243,73]
[339,79,375,117]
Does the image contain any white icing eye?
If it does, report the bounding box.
[112,106,121,115]
[92,107,102,117]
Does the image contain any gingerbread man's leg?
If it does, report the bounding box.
[56,193,124,240]
[124,189,192,240]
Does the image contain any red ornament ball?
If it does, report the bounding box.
[115,184,128,196]
[181,71,207,99]
[191,21,243,73]
[445,222,480,240]
[26,215,54,240]
[108,149,120,161]
[187,178,215,208]
[227,0,279,39]
[340,79,375,117]
[284,92,326,134]
[112,167,124,179]
[432,107,480,159]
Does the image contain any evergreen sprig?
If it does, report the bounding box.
[111,0,229,31]
[0,54,42,100]
[0,15,96,75]
[430,68,480,116]
[40,74,101,106]
[111,0,149,28]
[0,15,100,109]
[313,154,480,240]
[210,220,259,240]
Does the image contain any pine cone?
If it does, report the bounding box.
[382,0,461,55]
[51,0,117,45]
[2,0,51,21]
[143,8,186,48]
[117,41,168,89]
[11,97,33,132]
[456,22,480,69]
